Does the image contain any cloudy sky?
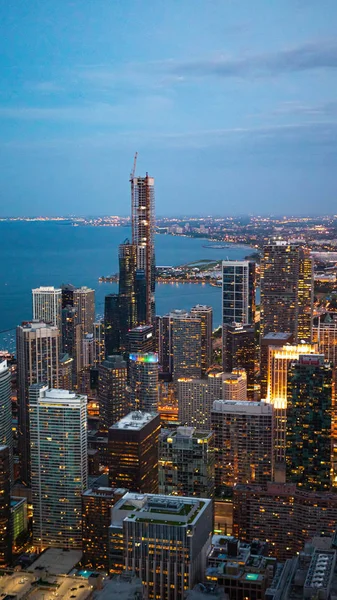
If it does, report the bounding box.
[1,0,337,216]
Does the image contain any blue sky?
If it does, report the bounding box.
[1,0,337,216]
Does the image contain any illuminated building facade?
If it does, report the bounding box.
[131,173,156,324]
[222,369,247,400]
[222,260,255,327]
[286,354,334,491]
[128,324,154,355]
[159,427,215,498]
[32,286,62,330]
[211,400,274,488]
[129,352,159,412]
[0,361,13,485]
[172,311,202,380]
[118,240,137,349]
[265,343,317,465]
[11,497,28,552]
[223,323,255,398]
[178,372,223,429]
[93,320,105,365]
[313,313,337,366]
[16,321,60,484]
[108,411,160,493]
[104,294,120,356]
[73,286,95,337]
[190,305,213,375]
[81,486,126,570]
[30,386,87,549]
[98,355,128,431]
[0,445,11,566]
[110,493,213,600]
[58,352,73,390]
[260,241,313,343]
[260,332,293,400]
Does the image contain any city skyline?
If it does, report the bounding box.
[1,1,337,217]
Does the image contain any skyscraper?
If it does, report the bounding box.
[73,286,95,336]
[108,411,160,493]
[211,400,274,488]
[16,321,60,483]
[313,313,337,366]
[30,386,87,549]
[222,260,255,327]
[32,286,62,330]
[0,361,13,485]
[127,324,154,355]
[131,171,155,324]
[222,369,247,400]
[118,240,137,348]
[190,305,213,375]
[260,332,294,400]
[93,321,105,366]
[129,352,159,412]
[98,355,128,431]
[170,310,202,380]
[286,354,334,491]
[260,241,313,342]
[178,372,223,429]
[104,294,120,356]
[0,445,11,566]
[223,323,255,398]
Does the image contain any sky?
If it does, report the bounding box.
[1,0,337,217]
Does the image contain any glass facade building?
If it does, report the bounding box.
[0,361,13,485]
[129,352,159,412]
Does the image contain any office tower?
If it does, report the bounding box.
[211,400,274,488]
[82,486,126,570]
[135,269,147,325]
[260,241,313,342]
[108,411,160,493]
[222,260,255,326]
[131,171,155,324]
[158,380,179,424]
[11,497,28,552]
[223,323,255,398]
[111,493,213,599]
[159,427,215,498]
[190,305,213,375]
[286,354,334,491]
[61,305,82,383]
[98,355,128,431]
[82,333,94,369]
[260,332,293,399]
[171,311,202,380]
[314,313,337,366]
[129,353,159,412]
[178,372,223,429]
[73,286,95,336]
[156,313,173,374]
[233,482,337,561]
[265,343,317,467]
[0,446,11,566]
[119,240,137,348]
[30,386,87,549]
[58,353,73,390]
[0,361,13,485]
[32,286,62,330]
[16,321,60,484]
[93,321,105,366]
[128,325,154,354]
[222,369,247,400]
[61,283,75,308]
[104,294,120,356]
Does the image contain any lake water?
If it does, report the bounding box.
[0,222,252,351]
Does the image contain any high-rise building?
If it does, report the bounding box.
[127,324,154,355]
[108,411,160,493]
[58,353,73,390]
[211,400,274,488]
[260,241,313,342]
[313,312,337,366]
[30,386,87,549]
[131,172,155,324]
[223,323,255,398]
[93,321,105,366]
[129,353,159,412]
[98,355,128,431]
[159,426,215,498]
[104,294,121,356]
[286,354,334,491]
[222,369,247,400]
[61,283,75,308]
[265,343,317,467]
[222,260,255,327]
[0,361,13,485]
[190,305,213,375]
[260,332,293,400]
[32,286,62,330]
[178,372,223,429]
[82,486,127,570]
[110,493,213,600]
[119,240,137,348]
[73,286,95,336]
[170,310,202,380]
[16,321,60,483]
[0,445,11,566]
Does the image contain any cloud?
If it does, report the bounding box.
[169,40,337,79]
[272,100,337,117]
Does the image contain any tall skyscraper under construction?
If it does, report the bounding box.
[131,158,155,325]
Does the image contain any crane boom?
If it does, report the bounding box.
[130,151,138,180]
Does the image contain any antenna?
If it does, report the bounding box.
[130,152,138,180]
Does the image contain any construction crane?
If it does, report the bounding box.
[130,151,138,180]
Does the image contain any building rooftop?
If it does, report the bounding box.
[262,332,293,341]
[110,411,158,431]
[212,400,273,415]
[94,574,142,600]
[0,359,8,372]
[19,320,59,331]
[27,548,83,575]
[162,427,213,443]
[83,486,127,499]
[36,388,86,405]
[113,492,211,527]
[32,286,61,292]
